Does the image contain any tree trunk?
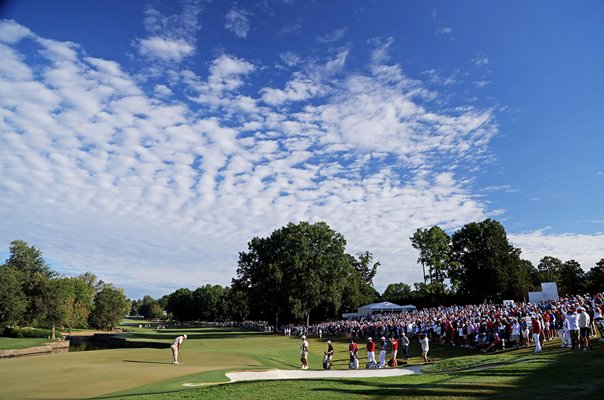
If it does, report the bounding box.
[275,312,279,331]
[52,323,56,340]
[306,312,310,327]
[422,262,427,284]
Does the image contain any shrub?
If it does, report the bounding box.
[3,327,63,339]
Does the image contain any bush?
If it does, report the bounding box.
[3,327,63,339]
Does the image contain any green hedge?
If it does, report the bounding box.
[3,327,63,339]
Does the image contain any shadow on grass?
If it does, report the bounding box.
[123,360,174,365]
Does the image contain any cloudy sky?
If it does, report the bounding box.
[1,0,603,299]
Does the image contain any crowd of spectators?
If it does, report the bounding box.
[283,292,604,353]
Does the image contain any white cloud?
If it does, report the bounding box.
[436,27,453,35]
[136,0,202,63]
[0,19,33,43]
[1,22,507,297]
[316,28,346,43]
[225,7,252,38]
[510,230,604,271]
[138,37,195,62]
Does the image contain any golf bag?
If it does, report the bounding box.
[388,357,397,367]
[349,354,359,369]
[366,361,381,369]
[322,352,332,369]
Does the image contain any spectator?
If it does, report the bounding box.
[578,307,591,351]
[532,315,542,353]
[567,309,580,351]
[379,336,387,367]
[300,335,309,369]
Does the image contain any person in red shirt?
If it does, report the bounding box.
[349,338,359,369]
[389,337,399,366]
[366,337,376,364]
[532,316,542,353]
[542,311,551,340]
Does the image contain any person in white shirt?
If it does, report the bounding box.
[567,309,580,350]
[419,333,431,363]
[300,335,309,369]
[578,307,591,351]
[171,334,187,364]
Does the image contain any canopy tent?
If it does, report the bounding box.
[356,302,416,316]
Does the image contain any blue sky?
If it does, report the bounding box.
[1,0,603,299]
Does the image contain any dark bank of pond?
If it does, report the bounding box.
[67,334,170,352]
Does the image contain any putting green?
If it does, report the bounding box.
[0,344,259,399]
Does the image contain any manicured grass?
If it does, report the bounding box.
[0,337,51,350]
[1,323,603,400]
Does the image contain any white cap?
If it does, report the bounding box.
[327,340,331,344]
[183,334,187,339]
[301,335,306,340]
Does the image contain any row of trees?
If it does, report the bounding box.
[408,220,604,305]
[0,240,130,333]
[149,219,603,325]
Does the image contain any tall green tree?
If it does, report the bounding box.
[410,226,453,284]
[165,288,195,322]
[235,221,363,327]
[192,284,226,321]
[88,285,130,330]
[450,219,525,303]
[0,266,26,329]
[587,258,604,293]
[537,256,563,283]
[382,282,413,305]
[558,260,585,296]
[4,240,55,325]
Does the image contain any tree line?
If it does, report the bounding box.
[0,240,130,334]
[4,219,602,332]
[139,219,603,327]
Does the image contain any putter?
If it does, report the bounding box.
[178,352,184,364]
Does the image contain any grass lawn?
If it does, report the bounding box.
[0,337,52,350]
[0,323,602,400]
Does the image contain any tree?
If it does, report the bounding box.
[234,221,362,327]
[382,282,413,305]
[558,260,585,296]
[0,266,26,329]
[537,256,563,283]
[587,259,604,293]
[450,219,525,303]
[191,285,226,321]
[137,295,164,319]
[88,285,130,330]
[4,240,55,325]
[410,226,453,284]
[165,288,195,322]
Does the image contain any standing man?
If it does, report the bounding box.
[390,336,399,366]
[366,337,376,365]
[578,307,591,351]
[300,335,309,369]
[567,309,580,350]
[378,336,387,368]
[532,315,542,353]
[349,338,359,369]
[419,333,431,363]
[400,332,410,361]
[171,334,187,364]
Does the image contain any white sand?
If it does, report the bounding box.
[225,366,421,382]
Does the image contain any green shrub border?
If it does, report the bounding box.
[3,327,63,339]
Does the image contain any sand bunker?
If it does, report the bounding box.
[225,366,421,382]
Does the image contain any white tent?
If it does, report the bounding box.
[357,302,416,316]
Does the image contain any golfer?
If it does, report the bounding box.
[419,333,431,363]
[171,334,187,364]
[300,335,309,369]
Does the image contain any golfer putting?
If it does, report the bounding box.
[171,334,187,364]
